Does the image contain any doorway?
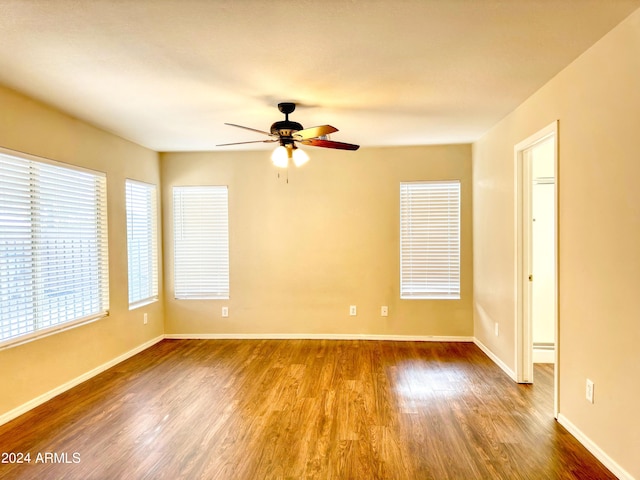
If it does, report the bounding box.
[515,121,558,418]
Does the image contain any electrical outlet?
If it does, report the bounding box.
[494,322,499,336]
[586,379,594,403]
[222,307,229,318]
[349,305,357,316]
[381,306,388,317]
[143,313,148,325]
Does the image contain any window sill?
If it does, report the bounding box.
[129,298,158,311]
[0,311,109,351]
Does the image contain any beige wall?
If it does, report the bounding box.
[161,145,473,338]
[0,85,163,417]
[473,8,640,478]
[1,5,638,473]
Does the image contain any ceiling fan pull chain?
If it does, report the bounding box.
[275,168,290,184]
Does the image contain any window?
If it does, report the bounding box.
[0,149,109,347]
[126,180,158,308]
[173,186,229,299]
[400,180,460,299]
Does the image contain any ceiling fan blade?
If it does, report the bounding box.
[302,138,360,150]
[216,139,278,146]
[224,123,275,137]
[293,125,338,140]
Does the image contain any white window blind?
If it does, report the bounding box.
[173,186,229,299]
[126,179,158,308]
[400,180,460,299]
[0,150,109,347]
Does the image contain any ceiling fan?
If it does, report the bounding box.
[217,102,359,167]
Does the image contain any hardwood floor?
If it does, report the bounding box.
[0,340,614,479]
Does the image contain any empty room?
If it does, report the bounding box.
[1,1,639,479]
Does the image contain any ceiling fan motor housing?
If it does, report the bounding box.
[271,120,303,144]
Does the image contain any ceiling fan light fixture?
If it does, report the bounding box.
[271,145,289,168]
[292,147,309,167]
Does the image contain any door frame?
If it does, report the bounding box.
[514,120,559,418]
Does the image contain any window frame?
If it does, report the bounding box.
[125,179,159,310]
[173,185,230,300]
[400,180,461,300]
[0,147,109,349]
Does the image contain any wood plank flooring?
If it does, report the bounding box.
[0,340,614,479]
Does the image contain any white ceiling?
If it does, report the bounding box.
[1,0,639,152]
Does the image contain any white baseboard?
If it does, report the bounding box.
[557,413,634,480]
[473,338,517,381]
[533,347,556,364]
[164,333,475,342]
[0,335,165,427]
